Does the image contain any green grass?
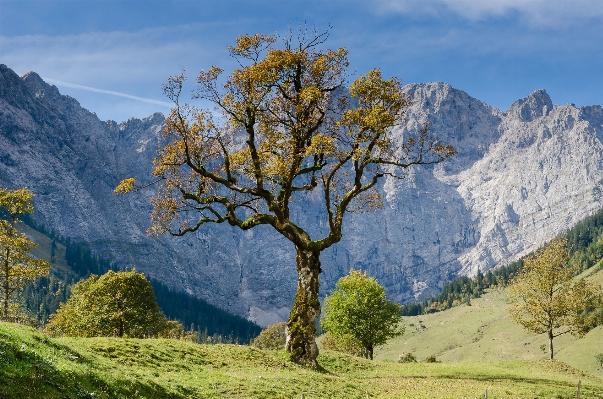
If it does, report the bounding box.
[1,322,602,398]
[376,267,603,377]
[7,225,603,397]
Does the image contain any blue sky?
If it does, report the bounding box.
[1,0,602,123]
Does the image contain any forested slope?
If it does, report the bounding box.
[401,203,603,318]
[13,218,261,343]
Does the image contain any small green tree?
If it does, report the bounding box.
[0,188,50,321]
[508,238,602,360]
[321,270,403,360]
[320,331,366,357]
[45,270,183,338]
[251,322,287,350]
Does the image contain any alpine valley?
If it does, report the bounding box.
[1,64,602,326]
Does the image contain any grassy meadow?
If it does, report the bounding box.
[376,265,603,377]
[2,223,601,398]
[1,320,602,399]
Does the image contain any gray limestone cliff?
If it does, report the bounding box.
[1,65,602,326]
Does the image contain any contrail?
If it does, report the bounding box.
[43,78,173,108]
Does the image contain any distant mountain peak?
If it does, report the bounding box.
[507,88,553,122]
[22,71,65,103]
[22,71,48,87]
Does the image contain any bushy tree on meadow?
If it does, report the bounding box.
[321,270,403,360]
[508,238,602,359]
[45,270,185,338]
[251,322,287,350]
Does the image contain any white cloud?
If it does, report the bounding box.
[377,0,603,26]
[0,24,230,98]
[0,24,238,121]
[43,78,173,107]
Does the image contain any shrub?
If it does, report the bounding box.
[397,352,417,363]
[45,270,182,338]
[251,322,286,350]
[424,355,438,363]
[2,303,37,327]
[157,320,196,341]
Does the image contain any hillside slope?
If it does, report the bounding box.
[13,222,261,342]
[376,266,603,375]
[1,322,601,398]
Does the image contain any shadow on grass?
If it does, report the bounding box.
[32,333,90,363]
[0,337,184,399]
[312,363,334,375]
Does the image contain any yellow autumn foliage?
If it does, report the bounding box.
[0,187,50,321]
[114,28,455,367]
[508,238,602,359]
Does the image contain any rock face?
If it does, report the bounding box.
[2,65,602,326]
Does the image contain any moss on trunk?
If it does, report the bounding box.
[285,247,321,367]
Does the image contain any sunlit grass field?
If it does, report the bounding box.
[376,266,603,376]
[1,321,602,398]
[4,225,603,397]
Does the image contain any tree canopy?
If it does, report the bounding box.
[117,28,454,366]
[0,188,50,321]
[508,238,602,359]
[321,269,403,360]
[251,322,287,350]
[45,270,185,338]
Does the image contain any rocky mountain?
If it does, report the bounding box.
[2,64,602,326]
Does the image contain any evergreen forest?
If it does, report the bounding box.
[13,215,261,343]
[400,204,603,318]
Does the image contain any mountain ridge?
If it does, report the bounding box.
[1,64,602,326]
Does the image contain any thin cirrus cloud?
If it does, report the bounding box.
[43,79,173,108]
[377,0,603,25]
[3,2,602,120]
[0,24,228,92]
[0,26,224,120]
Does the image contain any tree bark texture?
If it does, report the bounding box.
[285,248,321,367]
[548,329,554,360]
[2,255,9,320]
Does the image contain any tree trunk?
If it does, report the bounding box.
[368,343,374,360]
[2,281,8,320]
[286,247,321,367]
[548,329,554,360]
[2,257,9,320]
